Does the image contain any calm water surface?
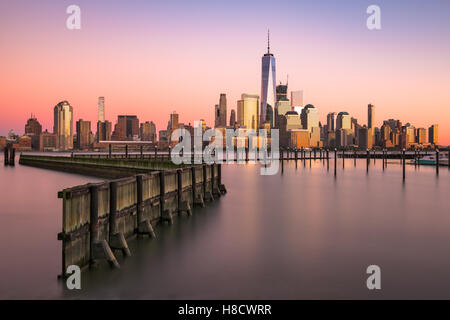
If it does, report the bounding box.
[1,155,450,299]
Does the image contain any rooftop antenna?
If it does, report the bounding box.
[267,29,270,54]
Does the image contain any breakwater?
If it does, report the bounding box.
[19,154,226,277]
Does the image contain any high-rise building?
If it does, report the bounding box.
[98,97,105,122]
[368,104,375,129]
[300,104,319,131]
[326,112,337,132]
[260,31,276,127]
[276,82,288,102]
[416,128,427,144]
[25,115,42,150]
[276,98,292,116]
[214,94,227,128]
[358,127,369,149]
[53,101,73,150]
[237,94,259,130]
[140,121,157,142]
[290,90,303,107]
[112,115,139,140]
[368,104,375,147]
[25,115,42,136]
[336,112,351,131]
[76,119,91,150]
[229,109,236,127]
[428,124,438,145]
[97,120,112,142]
[169,112,179,132]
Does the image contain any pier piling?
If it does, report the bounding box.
[4,147,9,166]
[402,149,406,181]
[436,149,440,175]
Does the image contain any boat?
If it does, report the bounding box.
[415,152,449,166]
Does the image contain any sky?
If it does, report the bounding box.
[1,0,450,144]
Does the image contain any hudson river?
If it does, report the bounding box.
[1,154,450,299]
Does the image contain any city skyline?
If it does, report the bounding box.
[1,0,450,143]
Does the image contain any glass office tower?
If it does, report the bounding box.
[260,32,276,127]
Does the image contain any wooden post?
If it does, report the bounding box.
[177,169,183,214]
[366,149,370,173]
[191,167,197,204]
[109,144,112,158]
[382,149,385,171]
[326,149,329,171]
[281,148,284,174]
[154,147,157,160]
[125,144,128,159]
[9,148,15,166]
[334,148,337,177]
[203,164,207,199]
[402,149,406,181]
[140,145,143,159]
[436,149,440,175]
[90,185,99,266]
[295,149,298,168]
[342,149,345,169]
[4,147,9,166]
[136,176,143,225]
[160,171,166,219]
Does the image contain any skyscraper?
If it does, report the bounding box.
[76,119,91,150]
[260,31,276,127]
[98,97,105,122]
[112,115,139,140]
[97,120,112,142]
[368,104,375,148]
[326,112,337,132]
[276,82,288,102]
[214,94,227,127]
[229,109,236,127]
[368,104,375,129]
[53,101,73,150]
[140,121,157,142]
[428,124,438,145]
[237,94,259,130]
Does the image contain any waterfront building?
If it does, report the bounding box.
[140,121,157,142]
[53,101,73,150]
[260,31,276,127]
[112,115,139,141]
[300,104,319,131]
[358,127,369,149]
[285,111,302,130]
[237,94,259,130]
[416,128,427,144]
[39,130,58,151]
[428,124,438,145]
[276,98,292,116]
[76,119,92,150]
[326,112,337,132]
[336,112,351,131]
[24,115,42,150]
[289,129,310,148]
[97,120,112,142]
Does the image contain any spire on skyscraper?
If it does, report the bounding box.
[267,29,270,54]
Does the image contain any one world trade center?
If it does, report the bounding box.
[260,30,276,128]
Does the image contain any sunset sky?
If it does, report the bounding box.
[1,0,450,143]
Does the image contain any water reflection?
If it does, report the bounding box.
[1,155,450,299]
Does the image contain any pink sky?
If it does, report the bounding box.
[1,1,449,144]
